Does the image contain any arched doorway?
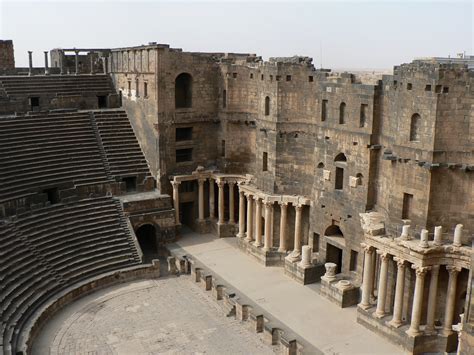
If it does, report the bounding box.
[325,225,344,273]
[135,224,157,256]
[175,73,192,108]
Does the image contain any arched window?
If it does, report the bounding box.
[410,113,421,141]
[356,173,363,186]
[334,153,347,190]
[317,162,324,169]
[339,102,346,124]
[265,96,270,116]
[175,73,192,108]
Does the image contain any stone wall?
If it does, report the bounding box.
[0,40,14,70]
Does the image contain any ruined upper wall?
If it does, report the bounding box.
[0,40,14,70]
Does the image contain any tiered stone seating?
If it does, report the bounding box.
[0,197,140,353]
[93,110,151,177]
[0,111,111,203]
[0,74,114,97]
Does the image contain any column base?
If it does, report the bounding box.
[357,303,373,311]
[387,319,404,328]
[285,250,301,263]
[406,328,423,337]
[277,247,287,253]
[375,311,387,319]
[252,241,263,248]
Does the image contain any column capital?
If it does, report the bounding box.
[393,257,406,268]
[253,195,261,202]
[244,192,252,198]
[279,201,289,207]
[376,251,391,261]
[197,178,206,186]
[171,180,181,187]
[295,203,304,211]
[360,243,374,254]
[227,181,235,187]
[411,265,430,277]
[446,265,462,275]
[264,200,274,207]
[217,180,225,188]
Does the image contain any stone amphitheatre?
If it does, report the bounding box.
[0,39,473,354]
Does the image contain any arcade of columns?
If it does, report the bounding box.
[358,224,470,338]
[170,171,310,258]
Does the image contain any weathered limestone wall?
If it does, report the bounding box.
[0,40,14,70]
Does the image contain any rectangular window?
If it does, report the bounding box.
[335,167,344,190]
[135,79,139,97]
[321,99,328,121]
[443,86,449,93]
[313,233,320,252]
[262,152,268,171]
[175,127,193,141]
[402,193,413,219]
[176,148,193,163]
[261,74,264,80]
[250,73,254,79]
[425,84,431,91]
[30,97,40,108]
[97,95,107,108]
[144,82,148,97]
[221,140,225,157]
[435,85,442,93]
[276,75,281,81]
[127,80,131,96]
[360,104,368,128]
[407,83,413,90]
[222,90,227,108]
[308,76,314,82]
[286,75,292,81]
[350,250,358,271]
[232,72,237,78]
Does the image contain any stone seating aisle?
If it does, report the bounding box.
[92,110,151,177]
[0,111,111,203]
[0,75,114,97]
[0,196,141,354]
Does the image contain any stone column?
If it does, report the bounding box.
[433,226,443,246]
[228,182,235,224]
[197,178,205,221]
[299,245,312,267]
[44,51,49,75]
[245,194,254,242]
[288,204,303,260]
[171,181,180,225]
[263,201,273,251]
[103,57,107,74]
[217,180,225,224]
[278,202,288,252]
[375,252,391,318]
[406,266,429,337]
[389,257,406,327]
[237,189,246,238]
[453,224,463,247]
[359,244,375,310]
[209,179,215,219]
[74,50,79,75]
[442,266,462,336]
[28,51,33,76]
[425,265,440,334]
[90,52,95,74]
[254,197,262,247]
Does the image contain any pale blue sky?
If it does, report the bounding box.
[0,0,472,69]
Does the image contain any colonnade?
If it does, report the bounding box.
[237,188,305,255]
[171,177,237,225]
[359,243,463,337]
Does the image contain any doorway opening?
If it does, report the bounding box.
[135,224,157,256]
[326,243,343,274]
[180,201,195,227]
